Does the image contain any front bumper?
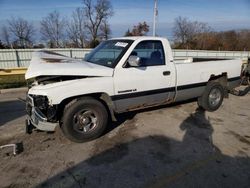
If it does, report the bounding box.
[26,95,58,132]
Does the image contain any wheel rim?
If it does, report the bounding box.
[73,109,98,133]
[208,88,222,107]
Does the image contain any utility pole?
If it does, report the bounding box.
[153,0,158,36]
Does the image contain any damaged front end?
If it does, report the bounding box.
[33,75,87,86]
[25,50,114,133]
[26,75,89,133]
[26,94,58,133]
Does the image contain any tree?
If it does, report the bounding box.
[0,40,6,49]
[237,30,250,51]
[173,17,191,46]
[7,17,35,48]
[83,0,113,47]
[1,26,10,47]
[173,16,211,49]
[67,8,86,48]
[124,22,149,36]
[219,30,238,51]
[177,29,250,51]
[99,19,111,40]
[124,29,133,37]
[193,32,220,50]
[40,11,66,48]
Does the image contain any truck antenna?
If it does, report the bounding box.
[153,0,158,36]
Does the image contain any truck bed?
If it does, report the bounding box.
[174,59,242,101]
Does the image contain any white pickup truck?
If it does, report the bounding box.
[25,36,243,142]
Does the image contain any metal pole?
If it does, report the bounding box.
[153,0,158,36]
[70,49,73,58]
[15,50,20,67]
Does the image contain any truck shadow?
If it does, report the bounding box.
[0,100,26,127]
[36,107,250,188]
[105,98,197,134]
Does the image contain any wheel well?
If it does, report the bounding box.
[208,72,228,97]
[57,93,116,122]
[208,73,228,87]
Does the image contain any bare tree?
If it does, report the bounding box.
[172,17,250,51]
[1,26,10,47]
[173,17,187,44]
[67,8,86,48]
[173,16,211,49]
[7,17,35,48]
[173,17,194,48]
[40,11,66,48]
[99,19,111,40]
[83,0,113,47]
[0,40,6,49]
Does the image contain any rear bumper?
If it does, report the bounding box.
[26,95,58,132]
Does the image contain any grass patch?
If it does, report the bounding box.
[0,74,27,89]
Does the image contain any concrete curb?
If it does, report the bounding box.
[0,87,28,94]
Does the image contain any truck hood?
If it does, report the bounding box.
[25,50,113,79]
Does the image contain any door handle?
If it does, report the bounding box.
[163,71,171,76]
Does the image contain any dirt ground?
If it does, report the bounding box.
[0,89,250,188]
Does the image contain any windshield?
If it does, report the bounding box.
[84,40,133,68]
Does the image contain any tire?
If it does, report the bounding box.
[198,82,224,112]
[61,97,108,143]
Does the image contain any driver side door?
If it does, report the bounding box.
[113,40,174,112]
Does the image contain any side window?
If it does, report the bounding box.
[131,40,165,66]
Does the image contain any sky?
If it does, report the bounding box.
[0,0,250,41]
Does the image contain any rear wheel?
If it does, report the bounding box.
[61,97,108,143]
[198,82,224,112]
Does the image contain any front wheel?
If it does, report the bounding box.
[61,97,108,143]
[198,82,224,112]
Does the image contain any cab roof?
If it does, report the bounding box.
[111,36,167,41]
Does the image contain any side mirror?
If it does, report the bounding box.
[127,56,141,67]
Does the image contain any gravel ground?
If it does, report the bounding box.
[0,89,249,188]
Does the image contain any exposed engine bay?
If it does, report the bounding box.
[30,75,87,86]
